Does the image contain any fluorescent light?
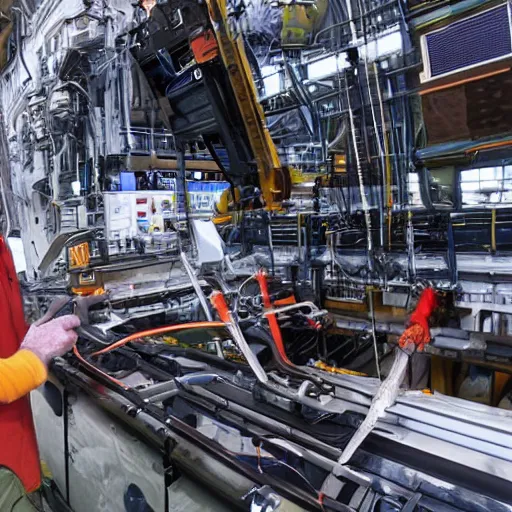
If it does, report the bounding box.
[261,66,281,97]
[307,54,349,80]
[361,28,402,60]
[72,181,81,196]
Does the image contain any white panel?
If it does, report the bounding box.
[68,392,164,512]
[8,237,27,273]
[307,54,349,80]
[32,385,67,497]
[191,219,225,265]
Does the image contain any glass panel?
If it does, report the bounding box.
[461,181,479,192]
[461,166,512,205]
[461,169,479,181]
[430,167,454,205]
[480,180,500,190]
[462,193,480,205]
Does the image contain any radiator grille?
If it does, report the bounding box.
[426,4,511,78]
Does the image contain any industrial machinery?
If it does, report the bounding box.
[1,0,512,510]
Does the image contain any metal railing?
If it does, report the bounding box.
[120,127,176,156]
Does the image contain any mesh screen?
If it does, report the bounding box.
[426,5,511,77]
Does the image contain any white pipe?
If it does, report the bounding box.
[263,301,321,316]
[346,84,373,257]
[180,251,213,321]
[335,346,413,468]
[345,0,357,43]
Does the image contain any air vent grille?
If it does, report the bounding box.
[425,4,511,78]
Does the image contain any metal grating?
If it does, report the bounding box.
[426,4,511,78]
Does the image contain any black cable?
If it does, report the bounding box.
[63,389,71,506]
[256,439,320,497]
[12,8,32,85]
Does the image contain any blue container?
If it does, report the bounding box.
[120,172,136,191]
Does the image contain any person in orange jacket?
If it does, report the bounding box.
[0,236,80,510]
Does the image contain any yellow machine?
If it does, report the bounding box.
[281,0,328,47]
[197,0,291,211]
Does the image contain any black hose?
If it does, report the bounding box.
[13,8,32,85]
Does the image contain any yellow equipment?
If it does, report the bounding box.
[281,0,328,47]
[204,0,290,210]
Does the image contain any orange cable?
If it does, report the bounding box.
[255,270,272,309]
[465,139,512,154]
[73,346,128,389]
[210,292,231,323]
[420,67,510,96]
[90,321,227,357]
[255,271,293,364]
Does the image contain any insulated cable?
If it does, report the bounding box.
[72,345,128,389]
[90,322,227,357]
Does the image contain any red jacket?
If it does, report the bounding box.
[0,236,41,492]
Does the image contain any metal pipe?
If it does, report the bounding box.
[345,80,374,265]
[180,251,213,321]
[368,290,381,380]
[335,345,414,467]
[345,0,357,44]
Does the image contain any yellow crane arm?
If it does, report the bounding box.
[205,0,286,208]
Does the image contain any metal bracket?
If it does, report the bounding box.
[242,485,281,512]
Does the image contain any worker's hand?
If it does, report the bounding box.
[20,315,81,367]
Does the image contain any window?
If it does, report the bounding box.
[408,168,455,208]
[460,166,512,206]
[430,167,454,206]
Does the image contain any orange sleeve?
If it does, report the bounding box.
[0,350,48,404]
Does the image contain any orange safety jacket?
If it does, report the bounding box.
[0,236,46,492]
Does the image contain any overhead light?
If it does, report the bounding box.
[261,66,281,97]
[72,181,81,196]
[307,54,349,80]
[360,28,402,60]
